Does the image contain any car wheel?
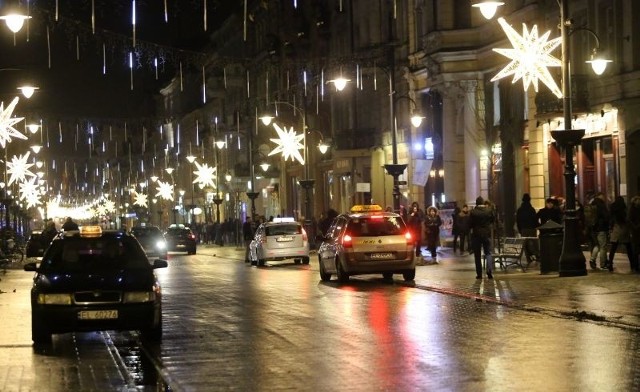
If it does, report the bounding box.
[188,248,196,255]
[251,258,257,266]
[403,269,416,281]
[258,259,266,266]
[294,258,301,264]
[382,272,393,280]
[319,256,331,282]
[302,257,310,265]
[336,258,349,283]
[141,316,162,342]
[32,317,51,345]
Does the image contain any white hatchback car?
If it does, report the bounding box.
[249,218,310,266]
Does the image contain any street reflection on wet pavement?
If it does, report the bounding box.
[1,247,639,391]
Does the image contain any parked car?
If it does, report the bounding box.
[131,225,168,260]
[249,218,309,266]
[164,224,197,255]
[23,225,167,344]
[316,205,416,282]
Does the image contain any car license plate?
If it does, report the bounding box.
[78,310,118,320]
[276,236,293,242]
[370,252,394,259]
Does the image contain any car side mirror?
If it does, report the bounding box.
[24,262,38,272]
[153,259,168,269]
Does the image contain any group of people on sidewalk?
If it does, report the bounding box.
[405,197,497,279]
[516,191,640,273]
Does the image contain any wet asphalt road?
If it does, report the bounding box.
[2,249,640,391]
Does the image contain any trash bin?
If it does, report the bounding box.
[537,220,564,274]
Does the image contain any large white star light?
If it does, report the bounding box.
[7,151,36,185]
[155,180,174,201]
[193,161,217,189]
[132,190,149,207]
[18,176,41,208]
[491,17,563,98]
[268,123,305,165]
[0,97,27,148]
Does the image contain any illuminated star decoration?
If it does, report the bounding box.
[132,190,149,208]
[268,123,305,165]
[18,177,41,208]
[491,17,562,98]
[103,199,116,213]
[193,161,217,189]
[155,180,174,201]
[0,97,27,148]
[6,151,36,185]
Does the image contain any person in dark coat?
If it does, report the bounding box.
[470,196,495,279]
[536,197,562,226]
[61,217,79,231]
[588,192,610,270]
[516,193,540,262]
[423,206,442,261]
[243,217,255,263]
[456,204,471,255]
[607,196,634,272]
[451,205,461,253]
[408,202,425,257]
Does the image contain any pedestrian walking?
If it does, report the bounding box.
[588,192,610,270]
[470,196,495,279]
[451,205,461,253]
[408,202,424,257]
[516,193,539,262]
[243,217,255,263]
[607,196,634,272]
[423,206,442,261]
[457,204,472,254]
[629,195,640,272]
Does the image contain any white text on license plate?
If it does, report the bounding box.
[78,310,118,320]
[370,253,394,259]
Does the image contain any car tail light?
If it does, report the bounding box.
[342,233,353,248]
[189,233,195,240]
[405,231,413,245]
[302,228,308,241]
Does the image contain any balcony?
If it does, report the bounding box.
[535,74,590,116]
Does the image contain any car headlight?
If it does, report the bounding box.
[155,240,166,250]
[37,293,73,305]
[123,291,156,303]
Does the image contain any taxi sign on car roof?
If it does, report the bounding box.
[272,217,296,223]
[79,225,102,237]
[350,204,383,213]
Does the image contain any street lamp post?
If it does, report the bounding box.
[186,154,196,225]
[550,0,586,277]
[246,114,259,220]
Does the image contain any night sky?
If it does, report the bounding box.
[0,0,239,120]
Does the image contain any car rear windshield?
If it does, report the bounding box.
[346,216,406,237]
[39,237,150,271]
[265,224,301,236]
[132,228,161,237]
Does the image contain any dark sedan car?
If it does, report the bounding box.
[23,226,167,344]
[131,225,168,260]
[163,224,197,255]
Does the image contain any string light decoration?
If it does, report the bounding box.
[491,17,562,98]
[268,123,305,165]
[0,97,27,148]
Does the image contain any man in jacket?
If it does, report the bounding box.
[470,196,495,279]
[516,193,539,262]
